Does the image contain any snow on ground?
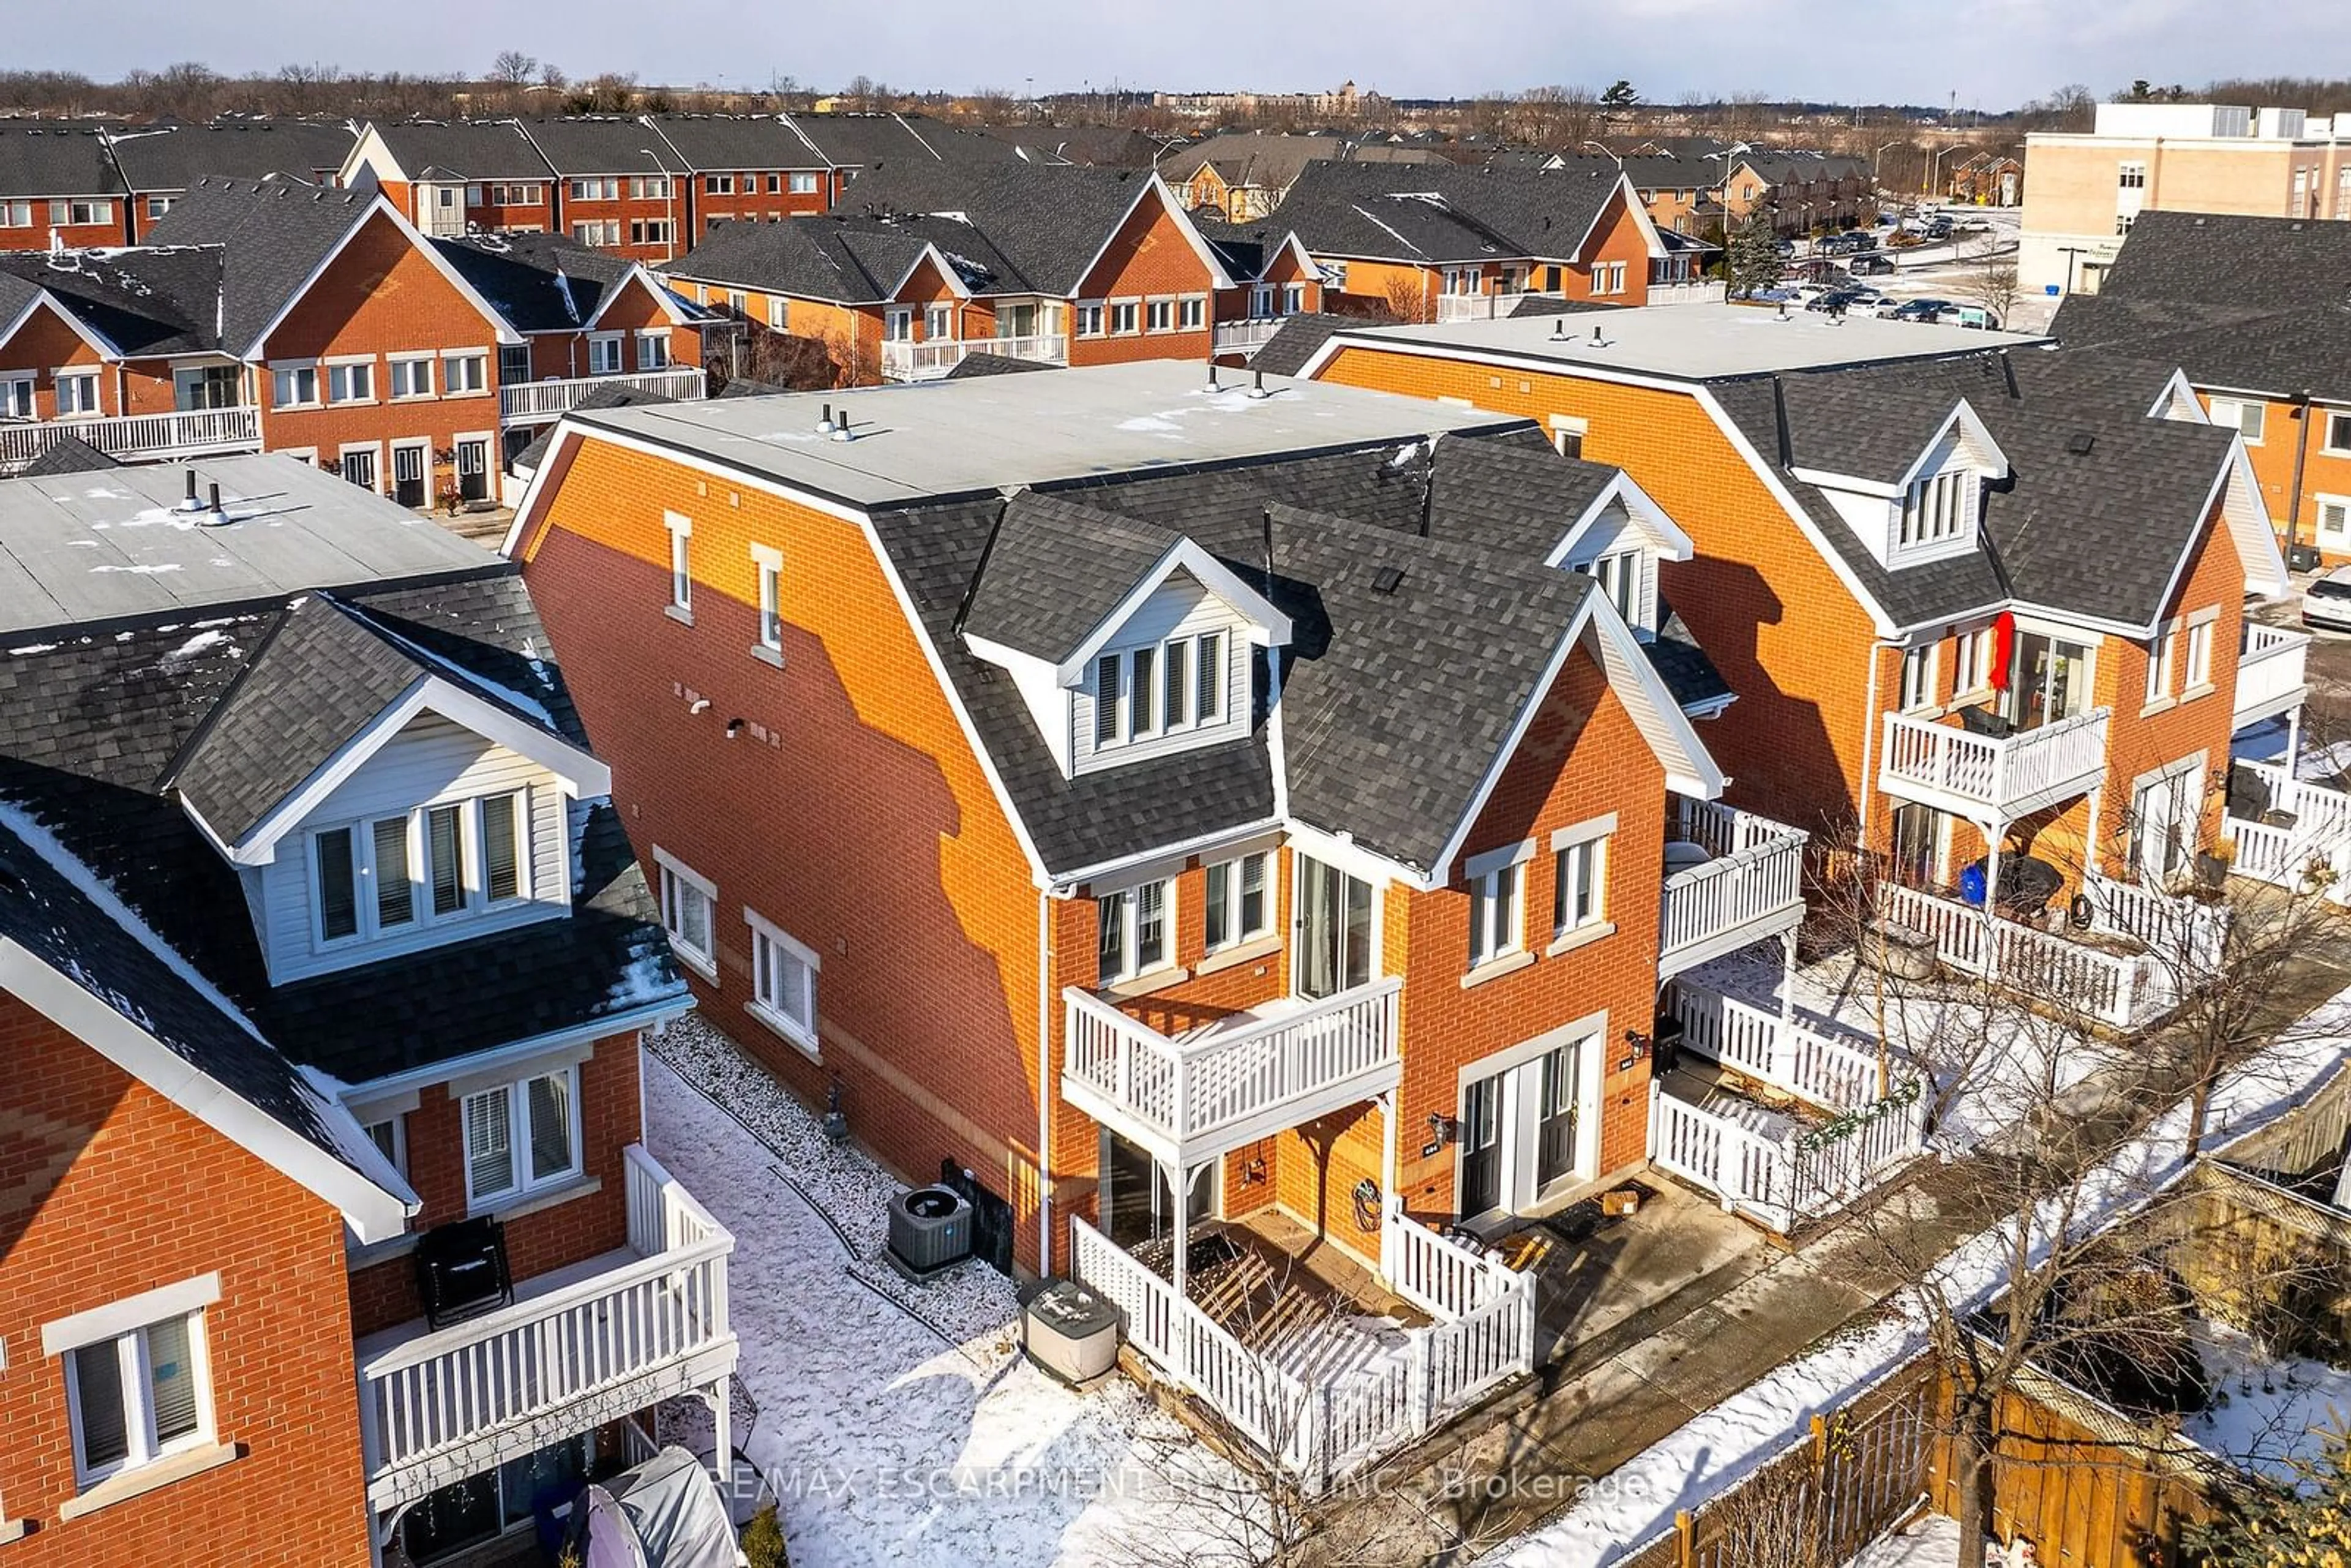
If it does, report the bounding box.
[1845,1510,1963,1568]
[1496,981,2351,1567]
[2182,1318,2351,1486]
[643,1019,1262,1568]
[1687,947,2109,1152]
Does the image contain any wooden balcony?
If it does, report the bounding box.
[2235,621,2310,731]
[356,1144,737,1512]
[879,332,1067,381]
[498,366,710,425]
[1062,978,1402,1168]
[1878,707,2109,821]
[1659,800,1809,980]
[0,407,261,473]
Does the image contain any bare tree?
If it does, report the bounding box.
[1380,274,1432,324]
[1959,230,2023,324]
[491,50,538,88]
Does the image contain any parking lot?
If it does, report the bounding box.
[1764,207,2054,334]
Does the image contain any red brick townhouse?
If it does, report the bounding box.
[0,179,708,491]
[512,118,691,266]
[2055,211,2351,567]
[503,360,1835,1318]
[342,119,563,239]
[1307,307,2292,1030]
[0,125,130,251]
[659,166,1241,381]
[644,114,834,230]
[0,454,728,1566]
[107,120,358,239]
[1206,159,1674,324]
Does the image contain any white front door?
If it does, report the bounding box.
[2132,766,2196,884]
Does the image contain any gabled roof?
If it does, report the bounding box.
[942,349,1057,379]
[644,114,824,171]
[105,120,358,192]
[784,112,1020,173]
[433,230,710,334]
[517,116,686,176]
[16,433,120,476]
[1217,159,1639,266]
[355,119,555,184]
[0,244,225,357]
[1159,132,1362,190]
[1250,312,1365,378]
[0,123,126,200]
[669,209,1029,301]
[172,593,605,863]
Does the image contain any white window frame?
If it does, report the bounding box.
[704,174,736,196]
[1952,625,1995,697]
[1108,298,1141,336]
[1549,413,1588,458]
[664,510,692,618]
[386,352,435,400]
[1074,301,1106,338]
[1146,298,1176,334]
[654,847,718,978]
[307,792,530,949]
[269,361,321,409]
[2319,493,2351,544]
[462,1064,583,1208]
[2145,621,2178,709]
[767,297,789,331]
[56,1307,215,1491]
[53,367,100,417]
[745,910,822,1056]
[2183,610,2218,696]
[751,542,784,661]
[1465,841,1532,972]
[324,356,375,406]
[1178,294,1207,331]
[789,171,820,195]
[587,332,624,375]
[2325,410,2351,457]
[924,302,955,340]
[1096,877,1174,986]
[1898,468,1973,549]
[2118,161,2148,190]
[0,200,30,227]
[2209,396,2266,445]
[883,306,914,343]
[1898,644,1938,713]
[570,176,618,202]
[635,329,670,369]
[1204,849,1273,953]
[1090,631,1228,748]
[629,218,672,247]
[441,350,488,396]
[0,375,29,419]
[1550,818,1612,947]
[363,1113,409,1180]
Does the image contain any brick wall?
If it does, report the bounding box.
[0,201,124,253]
[1571,186,1656,304]
[524,276,696,380]
[0,309,111,417]
[687,173,828,230]
[1068,195,1217,367]
[0,993,372,1566]
[517,440,1054,1268]
[2219,393,2351,565]
[345,1030,642,1339]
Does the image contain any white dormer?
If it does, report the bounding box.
[960,498,1289,779]
[1545,470,1694,640]
[1792,400,2007,572]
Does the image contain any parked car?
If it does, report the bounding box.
[1848,253,1895,277]
[1774,239,1796,258]
[1934,304,2002,331]
[1892,298,1955,321]
[1805,288,1870,312]
[1857,296,1910,318]
[1787,283,1835,305]
[1924,216,1954,241]
[2304,567,2351,632]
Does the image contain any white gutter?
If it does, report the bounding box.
[1036,883,1057,1270]
[339,996,692,1104]
[1855,636,1901,849]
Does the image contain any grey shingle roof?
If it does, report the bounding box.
[144,178,377,356]
[432,230,659,333]
[834,163,1171,295]
[669,211,1030,300]
[15,434,120,476]
[942,350,1057,378]
[367,119,555,182]
[513,383,680,472]
[518,116,683,176]
[105,121,358,192]
[0,245,225,356]
[645,114,823,172]
[0,124,125,200]
[1220,159,1626,266]
[1159,132,1359,191]
[961,492,1182,662]
[1251,313,1363,378]
[786,113,1019,174]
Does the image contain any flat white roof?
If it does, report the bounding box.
[1323,303,2050,383]
[0,452,500,639]
[561,359,1525,506]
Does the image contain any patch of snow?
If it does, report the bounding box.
[89,563,183,575]
[643,1022,1265,1567]
[7,643,58,655]
[2181,1318,2351,1485]
[161,629,234,662]
[1845,1511,1962,1568]
[2301,738,2351,786]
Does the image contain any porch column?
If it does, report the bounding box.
[1982,826,2006,978]
[1170,1158,1190,1304]
[2083,786,2106,883]
[1376,1092,1399,1283]
[1777,929,1799,1026]
[710,1376,734,1512]
[2287,705,2305,773]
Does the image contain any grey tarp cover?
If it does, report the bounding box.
[572,1446,740,1568]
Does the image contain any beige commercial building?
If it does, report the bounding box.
[2022,102,2351,297]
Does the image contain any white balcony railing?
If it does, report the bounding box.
[1663,983,1890,1112]
[1875,881,2173,1028]
[0,406,261,472]
[879,333,1068,381]
[2225,760,2351,905]
[1878,707,2110,819]
[1644,277,1725,306]
[1659,800,1809,978]
[356,1144,737,1510]
[2236,621,2311,729]
[1434,291,1529,323]
[1062,978,1401,1165]
[498,366,710,424]
[1649,1078,1925,1235]
[1212,318,1286,356]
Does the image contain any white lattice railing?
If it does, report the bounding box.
[1648,1081,1926,1236]
[498,366,709,422]
[1435,291,1529,323]
[1660,802,1808,974]
[358,1144,734,1508]
[0,406,261,471]
[2236,621,2310,725]
[879,332,1068,380]
[1063,979,1401,1160]
[2225,760,2351,903]
[1875,881,2169,1028]
[1663,984,1888,1112]
[1878,707,2109,815]
[1071,1214,1535,1493]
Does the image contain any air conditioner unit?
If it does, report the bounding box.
[885,1185,972,1278]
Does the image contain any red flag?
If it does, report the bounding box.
[1989,610,2015,692]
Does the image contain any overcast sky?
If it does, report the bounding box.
[6,0,2322,111]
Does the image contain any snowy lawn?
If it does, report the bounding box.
[2182,1318,2351,1485]
[1845,1510,1962,1568]
[643,1018,1263,1568]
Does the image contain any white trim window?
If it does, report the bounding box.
[883,306,913,343]
[1097,877,1172,985]
[363,1114,408,1179]
[1952,626,1995,696]
[751,543,784,656]
[49,198,111,227]
[1108,299,1140,336]
[2117,161,2148,190]
[1092,631,1226,746]
[270,362,321,409]
[2145,624,2177,707]
[0,375,31,418]
[1146,298,1175,334]
[664,511,692,616]
[635,330,669,369]
[2319,495,2351,544]
[1467,853,1526,970]
[1899,469,1972,547]
[569,177,619,202]
[53,369,100,416]
[655,849,717,977]
[1204,850,1271,952]
[1179,294,1207,330]
[387,353,435,400]
[1898,645,1938,713]
[462,1065,580,1206]
[310,792,529,945]
[325,359,375,405]
[1074,301,1106,338]
[924,302,954,340]
[587,333,624,375]
[1581,550,1641,628]
[64,1311,212,1488]
[442,351,488,395]
[767,298,789,331]
[2325,410,2351,457]
[746,911,821,1054]
[2184,615,2216,694]
[1553,830,1608,939]
[2208,396,2266,445]
[789,171,821,195]
[0,200,29,228]
[1592,261,1627,296]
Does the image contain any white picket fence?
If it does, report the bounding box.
[1875,881,2170,1029]
[1648,1079,1927,1236]
[2226,760,2351,904]
[2078,871,2231,972]
[1380,1200,1516,1318]
[1662,984,1888,1112]
[1070,1214,1536,1493]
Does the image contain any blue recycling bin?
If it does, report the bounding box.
[1958,862,1988,907]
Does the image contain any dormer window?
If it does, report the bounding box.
[1899,470,1973,549]
[1092,631,1226,748]
[310,792,528,948]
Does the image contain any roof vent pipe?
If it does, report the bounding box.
[830,411,853,443]
[818,402,835,433]
[1207,360,1220,390]
[182,468,200,511]
[1250,367,1268,400]
[208,481,222,512]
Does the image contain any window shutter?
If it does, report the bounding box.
[145,1316,200,1443]
[465,1089,512,1196]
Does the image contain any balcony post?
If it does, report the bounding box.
[710,1374,733,1497]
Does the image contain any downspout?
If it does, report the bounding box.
[2285,388,2315,561]
[1855,636,1901,858]
[1035,884,1055,1272]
